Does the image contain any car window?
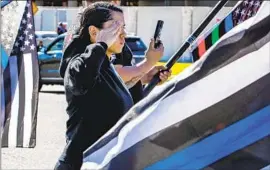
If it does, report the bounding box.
[48,38,64,51]
[125,38,147,52]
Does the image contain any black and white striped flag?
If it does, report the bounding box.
[82,1,270,169]
[1,0,39,148]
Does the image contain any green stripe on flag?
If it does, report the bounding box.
[212,25,220,45]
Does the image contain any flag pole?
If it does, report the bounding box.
[143,0,229,96]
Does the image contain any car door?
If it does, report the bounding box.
[39,37,64,80]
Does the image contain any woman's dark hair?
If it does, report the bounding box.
[78,2,123,44]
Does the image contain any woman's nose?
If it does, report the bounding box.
[120,29,127,39]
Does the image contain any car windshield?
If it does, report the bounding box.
[125,37,147,52]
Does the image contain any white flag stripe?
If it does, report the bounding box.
[23,53,33,147]
[8,56,20,147]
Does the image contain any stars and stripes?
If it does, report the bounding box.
[1,0,39,148]
[233,0,262,24]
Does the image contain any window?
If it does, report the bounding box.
[48,38,64,51]
[125,38,147,52]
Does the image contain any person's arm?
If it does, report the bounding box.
[140,65,172,85]
[115,38,164,88]
[114,59,153,89]
[66,42,108,95]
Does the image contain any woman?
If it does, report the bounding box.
[55,2,165,170]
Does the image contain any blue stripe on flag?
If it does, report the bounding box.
[145,105,270,170]
[225,13,234,32]
[1,45,9,70]
[9,56,18,100]
[1,0,12,8]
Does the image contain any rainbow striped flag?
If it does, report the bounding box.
[191,0,262,62]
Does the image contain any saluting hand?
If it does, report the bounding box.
[96,21,121,48]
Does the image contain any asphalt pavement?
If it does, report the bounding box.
[2,85,67,169]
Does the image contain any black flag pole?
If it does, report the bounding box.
[143,0,229,96]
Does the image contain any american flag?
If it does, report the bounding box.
[233,0,262,25]
[1,0,39,148]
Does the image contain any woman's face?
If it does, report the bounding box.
[103,11,126,54]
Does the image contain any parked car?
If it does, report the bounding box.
[35,31,58,50]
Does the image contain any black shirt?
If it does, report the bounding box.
[58,38,134,169]
[113,44,144,104]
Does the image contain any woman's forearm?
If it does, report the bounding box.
[115,59,153,81]
[114,59,154,88]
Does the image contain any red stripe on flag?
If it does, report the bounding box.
[198,37,206,58]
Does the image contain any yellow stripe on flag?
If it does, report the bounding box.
[32,2,38,15]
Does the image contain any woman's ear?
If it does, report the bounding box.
[88,25,99,40]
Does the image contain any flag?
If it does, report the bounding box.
[191,0,263,62]
[82,1,270,170]
[1,0,39,148]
